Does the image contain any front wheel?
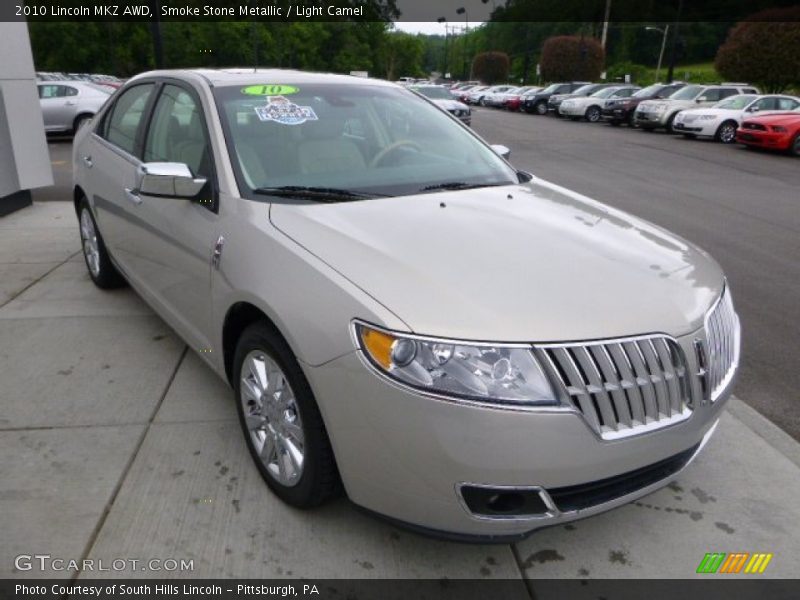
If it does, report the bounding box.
[535,101,548,115]
[78,200,126,289]
[585,106,601,122]
[791,133,800,157]
[234,322,340,508]
[715,120,738,144]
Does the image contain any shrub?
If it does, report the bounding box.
[540,35,604,82]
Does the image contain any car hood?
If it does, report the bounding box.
[432,99,468,111]
[743,112,800,125]
[270,179,724,342]
[679,107,737,118]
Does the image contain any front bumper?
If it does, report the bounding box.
[558,103,586,117]
[736,129,792,150]
[634,109,669,127]
[673,120,716,136]
[304,330,734,538]
[601,106,632,121]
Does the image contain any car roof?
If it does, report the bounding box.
[129,68,398,88]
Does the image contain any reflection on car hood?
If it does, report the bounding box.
[431,99,469,111]
[270,179,724,342]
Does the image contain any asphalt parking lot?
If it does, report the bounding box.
[2,122,799,585]
[472,109,800,442]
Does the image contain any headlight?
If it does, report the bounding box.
[354,322,557,406]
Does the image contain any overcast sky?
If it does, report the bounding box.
[393,21,486,35]
[391,0,499,32]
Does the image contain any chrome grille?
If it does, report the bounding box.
[535,336,693,440]
[704,288,740,402]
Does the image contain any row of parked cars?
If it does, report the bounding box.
[448,80,800,156]
[35,73,122,134]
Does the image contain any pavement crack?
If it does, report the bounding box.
[0,250,81,310]
[511,543,539,600]
[70,344,188,581]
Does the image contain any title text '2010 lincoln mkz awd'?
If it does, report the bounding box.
[72,69,739,540]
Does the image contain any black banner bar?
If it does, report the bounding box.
[2,579,800,600]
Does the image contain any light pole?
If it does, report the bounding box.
[437,17,448,78]
[645,25,669,82]
[456,7,468,80]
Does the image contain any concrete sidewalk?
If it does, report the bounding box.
[2,202,799,582]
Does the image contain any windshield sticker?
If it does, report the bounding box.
[254,95,318,126]
[242,85,299,96]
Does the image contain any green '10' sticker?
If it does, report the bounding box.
[241,85,299,96]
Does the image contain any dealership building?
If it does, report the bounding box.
[0,22,52,216]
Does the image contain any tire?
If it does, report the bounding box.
[791,133,800,157]
[665,112,678,133]
[585,106,601,122]
[234,322,340,508]
[534,101,548,115]
[78,199,126,289]
[715,120,738,144]
[73,113,92,135]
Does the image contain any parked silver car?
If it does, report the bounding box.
[72,69,739,539]
[410,84,471,125]
[38,81,111,134]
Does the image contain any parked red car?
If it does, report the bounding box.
[736,112,800,156]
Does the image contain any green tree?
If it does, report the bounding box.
[715,8,800,93]
[379,31,425,80]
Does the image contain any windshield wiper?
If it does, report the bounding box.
[419,182,505,192]
[253,186,389,202]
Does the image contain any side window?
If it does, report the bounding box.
[143,84,212,179]
[39,85,59,99]
[702,89,721,102]
[744,88,759,95]
[63,86,78,97]
[718,88,738,100]
[777,97,799,110]
[754,97,778,111]
[104,84,154,155]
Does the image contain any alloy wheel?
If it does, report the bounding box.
[79,208,101,278]
[536,102,547,115]
[586,107,600,122]
[718,122,737,144]
[240,350,305,487]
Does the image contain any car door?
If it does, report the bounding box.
[86,82,157,275]
[124,82,218,353]
[39,84,72,131]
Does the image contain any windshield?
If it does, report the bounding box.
[412,86,451,100]
[215,83,518,200]
[715,95,758,109]
[540,83,561,94]
[591,87,621,98]
[571,84,597,96]
[669,85,704,100]
[634,84,663,98]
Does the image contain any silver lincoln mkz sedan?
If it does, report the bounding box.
[73,69,740,540]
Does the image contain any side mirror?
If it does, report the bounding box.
[491,144,511,160]
[696,96,707,103]
[138,162,207,199]
[517,170,533,183]
[749,105,760,113]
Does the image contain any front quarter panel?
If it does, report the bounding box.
[212,195,409,369]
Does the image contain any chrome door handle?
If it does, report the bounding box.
[82,156,93,168]
[124,188,142,205]
[65,101,76,106]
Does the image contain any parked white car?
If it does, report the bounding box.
[673,94,800,143]
[559,86,641,122]
[483,85,518,107]
[635,83,760,132]
[38,81,112,134]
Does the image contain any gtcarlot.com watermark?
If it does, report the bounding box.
[14,554,194,573]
